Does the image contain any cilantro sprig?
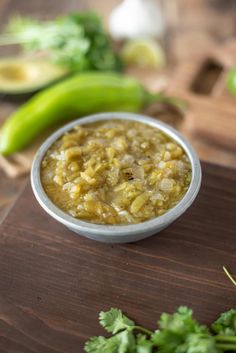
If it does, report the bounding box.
[85,307,236,353]
[99,308,135,334]
[0,12,121,72]
[85,267,236,352]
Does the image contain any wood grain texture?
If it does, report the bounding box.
[0,169,25,222]
[0,162,236,352]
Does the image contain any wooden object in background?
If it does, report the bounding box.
[0,162,235,352]
[166,41,236,167]
[0,102,27,222]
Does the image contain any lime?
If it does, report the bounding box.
[121,38,166,69]
[227,67,236,95]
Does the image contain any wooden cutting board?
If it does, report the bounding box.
[0,161,236,353]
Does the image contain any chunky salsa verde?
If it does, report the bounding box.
[41,120,191,225]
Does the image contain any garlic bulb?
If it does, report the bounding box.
[109,0,165,40]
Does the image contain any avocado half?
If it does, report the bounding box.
[0,58,69,95]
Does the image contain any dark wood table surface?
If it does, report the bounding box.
[0,161,235,353]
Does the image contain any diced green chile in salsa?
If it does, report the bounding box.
[41,120,191,225]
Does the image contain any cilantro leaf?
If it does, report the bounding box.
[177,333,222,353]
[99,308,135,334]
[117,330,136,353]
[84,336,109,353]
[158,306,208,335]
[212,309,236,336]
[152,329,184,353]
[136,334,153,353]
[84,331,136,353]
[84,335,121,353]
[152,307,210,353]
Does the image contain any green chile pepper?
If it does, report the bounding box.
[0,72,169,155]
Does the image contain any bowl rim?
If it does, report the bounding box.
[31,112,202,237]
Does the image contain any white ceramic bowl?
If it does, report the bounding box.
[31,112,202,243]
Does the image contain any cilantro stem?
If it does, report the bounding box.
[132,325,153,336]
[223,266,236,287]
[215,335,236,343]
[216,343,236,350]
